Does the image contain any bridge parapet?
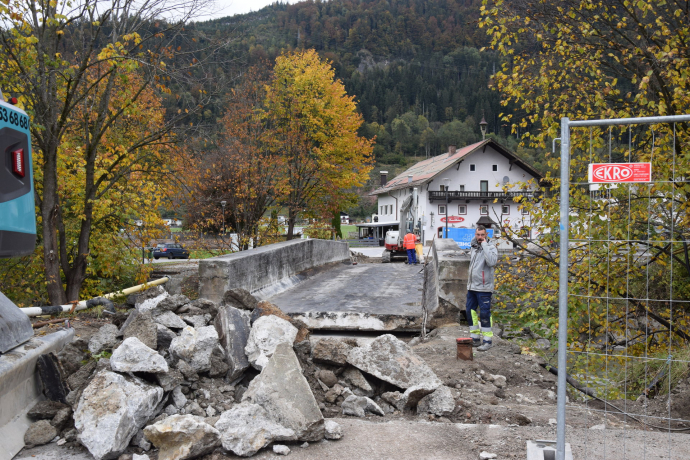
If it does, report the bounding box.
[198,239,351,303]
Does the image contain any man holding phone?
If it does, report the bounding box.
[466,225,498,351]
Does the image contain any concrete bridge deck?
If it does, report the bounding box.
[268,262,426,332]
[268,263,423,316]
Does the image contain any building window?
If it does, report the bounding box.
[521,206,529,215]
[389,205,393,215]
[492,165,498,171]
[459,185,465,191]
[380,206,383,215]
[458,205,467,215]
[502,205,510,214]
[520,227,531,238]
[480,180,489,192]
[438,205,446,215]
[439,184,447,191]
[480,205,488,215]
[469,164,476,172]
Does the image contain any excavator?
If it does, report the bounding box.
[382,188,419,263]
[0,91,36,353]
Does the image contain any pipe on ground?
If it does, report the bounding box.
[19,277,169,317]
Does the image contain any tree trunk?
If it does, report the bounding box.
[41,143,68,306]
[286,209,297,241]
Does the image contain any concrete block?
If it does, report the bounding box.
[431,239,470,315]
[199,239,350,303]
[0,291,33,353]
[526,440,573,460]
[0,328,74,460]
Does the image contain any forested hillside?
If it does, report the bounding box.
[177,0,545,171]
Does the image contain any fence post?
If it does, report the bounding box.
[557,117,571,460]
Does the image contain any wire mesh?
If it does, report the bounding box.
[557,115,690,460]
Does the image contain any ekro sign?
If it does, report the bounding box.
[588,162,652,183]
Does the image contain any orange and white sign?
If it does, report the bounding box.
[588,163,652,183]
[440,216,465,223]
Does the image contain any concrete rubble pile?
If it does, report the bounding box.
[23,286,338,460]
[23,285,457,460]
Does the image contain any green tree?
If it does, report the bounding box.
[480,0,690,359]
[265,49,374,239]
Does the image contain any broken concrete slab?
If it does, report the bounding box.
[74,370,164,460]
[324,420,343,440]
[250,301,310,343]
[121,311,158,350]
[0,291,33,353]
[290,311,422,332]
[27,400,70,420]
[243,343,324,441]
[169,326,220,373]
[213,305,251,381]
[110,337,169,374]
[156,324,176,351]
[341,395,384,417]
[273,444,290,455]
[153,311,188,330]
[311,338,354,366]
[342,368,375,397]
[135,286,169,312]
[88,324,119,354]
[156,294,190,312]
[222,288,258,311]
[244,315,298,371]
[346,334,441,390]
[143,414,220,460]
[214,402,295,457]
[416,386,455,416]
[182,314,210,329]
[23,420,57,447]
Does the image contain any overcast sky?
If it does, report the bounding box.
[203,0,301,20]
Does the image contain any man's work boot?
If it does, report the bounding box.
[477,341,492,352]
[472,338,481,348]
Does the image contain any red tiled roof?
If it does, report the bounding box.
[370,139,543,196]
[370,140,486,195]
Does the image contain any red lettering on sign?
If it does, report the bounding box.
[589,163,651,183]
[440,216,465,223]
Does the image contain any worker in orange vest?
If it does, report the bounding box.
[403,231,419,265]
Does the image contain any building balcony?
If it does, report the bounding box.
[428,190,543,202]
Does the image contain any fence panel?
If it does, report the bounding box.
[557,115,690,460]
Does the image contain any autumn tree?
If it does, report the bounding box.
[185,66,282,250]
[0,0,216,304]
[264,49,374,239]
[479,0,690,359]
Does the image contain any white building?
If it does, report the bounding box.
[370,139,543,246]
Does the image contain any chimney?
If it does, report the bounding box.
[380,171,388,186]
[408,174,413,184]
[448,145,456,155]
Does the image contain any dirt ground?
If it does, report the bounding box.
[20,316,690,460]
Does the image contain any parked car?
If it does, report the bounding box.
[153,243,190,260]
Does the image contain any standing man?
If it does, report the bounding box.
[466,225,498,351]
[403,230,418,265]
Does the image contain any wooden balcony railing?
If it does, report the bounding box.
[428,190,543,202]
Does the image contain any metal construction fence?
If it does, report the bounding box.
[556,115,690,459]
